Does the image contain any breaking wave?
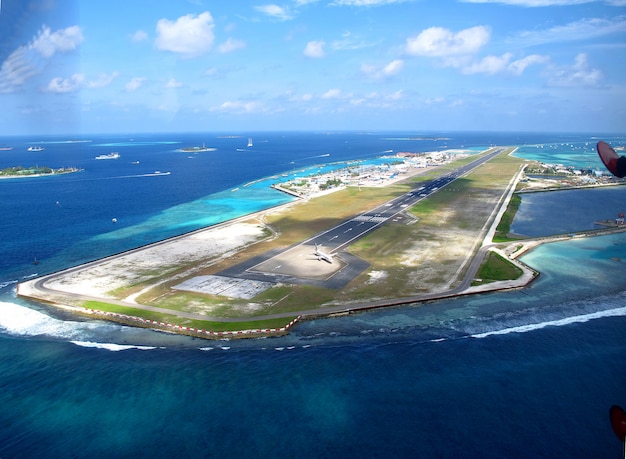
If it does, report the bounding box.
[70,341,158,351]
[0,301,118,340]
[470,306,626,339]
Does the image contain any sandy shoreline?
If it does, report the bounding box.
[43,222,268,299]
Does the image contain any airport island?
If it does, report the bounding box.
[17,147,626,339]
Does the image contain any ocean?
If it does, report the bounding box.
[0,131,624,458]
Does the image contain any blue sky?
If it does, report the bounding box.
[0,0,625,135]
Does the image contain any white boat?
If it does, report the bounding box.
[27,146,44,151]
[247,137,253,147]
[95,152,120,160]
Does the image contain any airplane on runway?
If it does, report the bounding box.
[314,244,333,263]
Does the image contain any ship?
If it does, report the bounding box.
[95,152,120,160]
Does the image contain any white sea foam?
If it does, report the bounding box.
[0,301,119,341]
[0,280,17,289]
[0,301,84,338]
[471,306,626,339]
[70,341,157,351]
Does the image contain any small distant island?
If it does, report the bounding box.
[0,165,81,178]
[179,144,216,152]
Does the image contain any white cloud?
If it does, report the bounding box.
[332,32,376,51]
[288,91,314,102]
[406,26,490,57]
[218,38,246,53]
[46,73,84,93]
[462,53,514,74]
[513,17,626,46]
[361,59,404,79]
[322,88,342,99]
[125,77,147,92]
[508,54,549,75]
[131,30,148,42]
[255,4,292,21]
[155,12,215,57]
[446,52,549,75]
[214,100,264,113]
[332,0,406,5]
[461,0,593,6]
[548,53,603,87]
[387,89,404,100]
[87,72,119,89]
[31,25,83,58]
[0,25,83,93]
[164,78,183,88]
[304,40,326,58]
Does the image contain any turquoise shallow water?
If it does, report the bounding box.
[0,132,624,457]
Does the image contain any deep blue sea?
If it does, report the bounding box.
[0,131,624,458]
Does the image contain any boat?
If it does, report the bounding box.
[95,152,120,160]
[27,146,44,151]
[247,137,253,147]
[0,147,13,151]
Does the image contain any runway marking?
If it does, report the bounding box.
[352,215,388,223]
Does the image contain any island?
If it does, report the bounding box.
[178,144,216,152]
[0,165,81,178]
[17,148,626,339]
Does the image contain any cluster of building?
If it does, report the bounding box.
[523,161,625,187]
[274,151,465,198]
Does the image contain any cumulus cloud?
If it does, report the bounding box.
[164,78,183,88]
[131,30,148,42]
[443,51,549,75]
[406,26,490,57]
[0,25,83,93]
[462,53,514,74]
[218,38,246,53]
[255,4,292,21]
[46,73,84,93]
[332,0,406,5]
[214,100,265,114]
[125,77,147,92]
[31,25,83,58]
[155,12,215,57]
[508,54,549,75]
[361,59,404,79]
[548,53,603,87]
[304,40,326,58]
[87,72,119,89]
[461,0,593,6]
[286,90,314,102]
[322,88,342,99]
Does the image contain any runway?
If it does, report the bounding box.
[218,148,505,289]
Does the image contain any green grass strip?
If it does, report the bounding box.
[82,301,298,332]
[473,251,523,285]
